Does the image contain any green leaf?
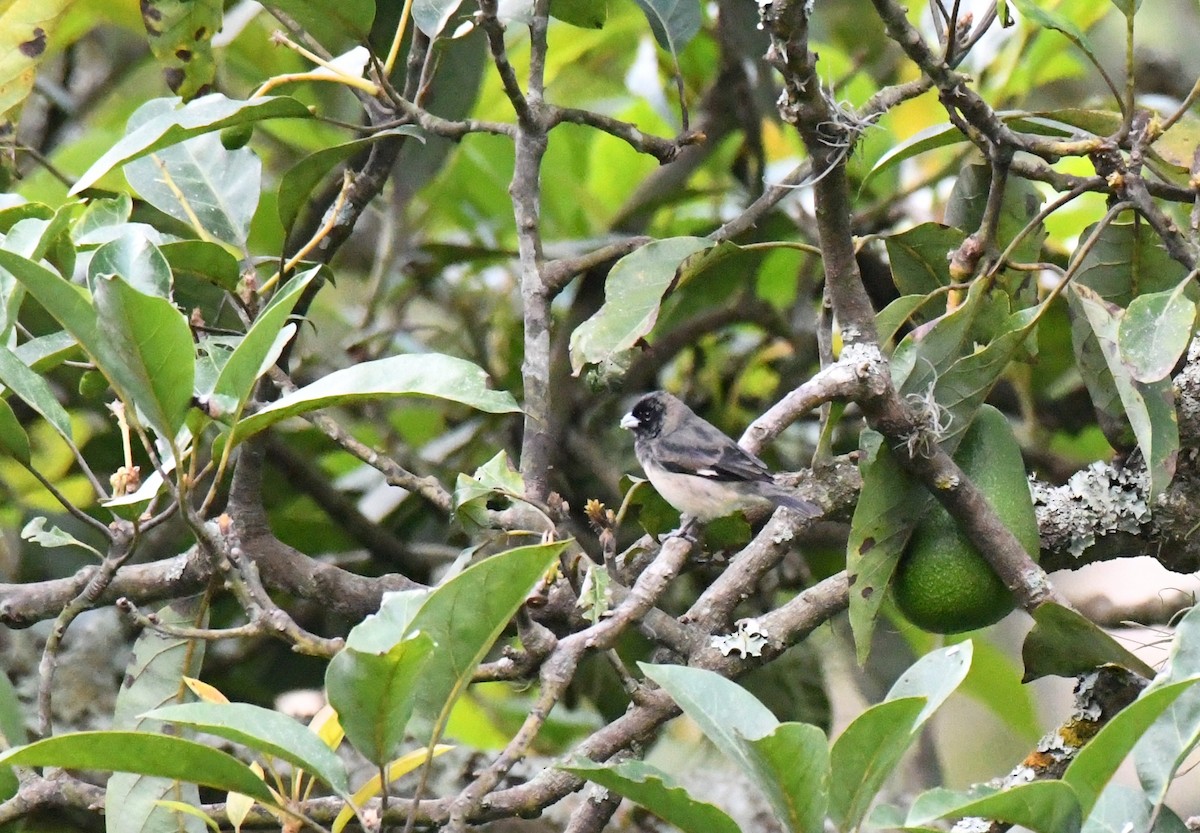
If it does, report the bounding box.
[334,541,565,753]
[262,0,376,42]
[551,0,607,28]
[1072,283,1178,500]
[93,273,196,440]
[15,330,79,372]
[21,517,103,559]
[277,126,424,232]
[0,398,29,464]
[890,277,995,395]
[1021,602,1156,682]
[0,253,189,461]
[884,223,967,306]
[829,697,927,831]
[0,248,198,443]
[886,641,973,725]
[1068,215,1188,452]
[88,231,172,298]
[1063,677,1200,816]
[569,237,710,376]
[830,643,973,830]
[0,251,98,360]
[107,596,208,833]
[1082,785,1186,833]
[210,266,320,407]
[160,240,241,291]
[141,0,220,100]
[452,450,525,530]
[632,0,702,52]
[71,194,133,242]
[0,669,24,801]
[145,702,351,796]
[1133,604,1200,807]
[945,160,1045,266]
[0,342,72,443]
[124,121,261,248]
[113,598,207,730]
[561,759,741,833]
[325,631,436,766]
[865,122,965,189]
[930,312,1038,449]
[228,353,520,446]
[1009,0,1103,76]
[1117,286,1195,384]
[906,782,1081,833]
[0,733,276,805]
[71,94,312,195]
[640,664,829,833]
[747,724,830,833]
[412,0,464,36]
[640,661,779,754]
[0,0,73,124]
[410,541,565,729]
[846,432,927,661]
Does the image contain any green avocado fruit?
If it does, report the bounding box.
[220,123,254,150]
[893,404,1040,634]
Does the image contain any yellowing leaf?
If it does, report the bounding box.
[0,0,74,124]
[183,676,230,704]
[309,704,344,750]
[332,746,454,833]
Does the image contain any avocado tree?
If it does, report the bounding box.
[0,0,1199,830]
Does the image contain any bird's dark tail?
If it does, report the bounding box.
[764,483,821,518]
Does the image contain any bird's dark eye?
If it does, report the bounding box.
[631,397,665,436]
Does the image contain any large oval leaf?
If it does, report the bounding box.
[124,131,261,248]
[107,597,208,833]
[228,353,520,445]
[71,94,312,195]
[325,632,436,766]
[93,273,196,441]
[569,237,710,376]
[562,759,741,833]
[145,702,351,796]
[0,732,276,804]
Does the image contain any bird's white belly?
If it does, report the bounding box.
[643,464,766,521]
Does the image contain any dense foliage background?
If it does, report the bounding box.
[2,0,1200,830]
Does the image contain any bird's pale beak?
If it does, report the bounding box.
[619,413,639,430]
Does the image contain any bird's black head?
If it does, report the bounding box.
[620,391,669,439]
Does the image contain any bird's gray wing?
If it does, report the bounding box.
[650,420,772,483]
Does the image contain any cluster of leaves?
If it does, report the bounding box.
[568,615,1200,833]
[1,0,1200,831]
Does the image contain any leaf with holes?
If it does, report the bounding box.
[570,237,711,377]
[141,0,220,100]
[0,0,73,124]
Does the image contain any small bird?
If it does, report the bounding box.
[620,391,820,522]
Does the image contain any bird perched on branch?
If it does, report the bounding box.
[620,391,820,522]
